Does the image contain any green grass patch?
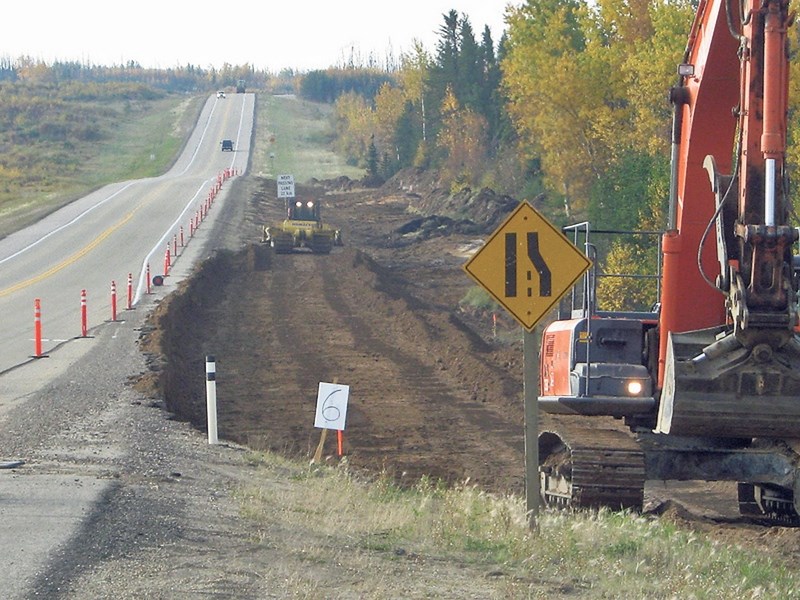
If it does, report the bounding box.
[459,286,499,311]
[253,94,364,183]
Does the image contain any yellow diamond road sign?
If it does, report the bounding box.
[463,201,591,331]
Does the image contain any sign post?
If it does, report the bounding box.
[463,201,591,527]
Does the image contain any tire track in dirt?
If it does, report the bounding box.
[318,249,524,490]
[152,179,527,492]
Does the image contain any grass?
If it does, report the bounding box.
[0,94,203,239]
[84,95,201,183]
[253,94,364,183]
[237,451,800,599]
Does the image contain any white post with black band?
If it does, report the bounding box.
[205,355,219,444]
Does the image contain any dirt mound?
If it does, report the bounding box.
[383,167,518,233]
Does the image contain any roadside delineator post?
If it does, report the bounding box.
[110,280,117,322]
[126,273,133,310]
[81,289,88,337]
[206,355,219,444]
[180,226,185,247]
[173,234,178,257]
[33,298,43,358]
[146,263,152,294]
[164,245,171,276]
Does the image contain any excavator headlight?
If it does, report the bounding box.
[307,201,314,208]
[626,380,644,396]
[295,201,302,208]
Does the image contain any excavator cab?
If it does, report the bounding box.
[539,224,661,422]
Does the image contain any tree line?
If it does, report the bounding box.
[318,1,800,238]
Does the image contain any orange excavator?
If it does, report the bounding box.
[538,0,800,521]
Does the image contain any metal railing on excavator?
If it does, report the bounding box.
[558,222,663,321]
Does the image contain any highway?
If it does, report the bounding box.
[0,92,255,599]
[0,92,253,374]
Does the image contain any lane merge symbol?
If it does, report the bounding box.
[464,201,591,331]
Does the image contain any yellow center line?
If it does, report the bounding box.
[0,210,137,298]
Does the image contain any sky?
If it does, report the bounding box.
[1,1,517,73]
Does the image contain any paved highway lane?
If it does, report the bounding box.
[0,92,254,374]
[0,92,254,599]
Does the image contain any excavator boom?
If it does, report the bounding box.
[657,0,800,438]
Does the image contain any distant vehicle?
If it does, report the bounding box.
[217,90,226,98]
[236,80,246,93]
[221,140,234,152]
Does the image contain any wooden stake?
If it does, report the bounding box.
[312,428,328,463]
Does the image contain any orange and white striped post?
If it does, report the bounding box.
[146,263,152,294]
[126,273,133,310]
[173,234,178,257]
[81,289,88,337]
[164,245,171,276]
[110,280,118,321]
[180,226,185,247]
[33,298,43,357]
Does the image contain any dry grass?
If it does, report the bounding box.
[0,94,201,239]
[235,451,800,599]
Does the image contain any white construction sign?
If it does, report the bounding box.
[277,174,295,198]
[314,382,350,431]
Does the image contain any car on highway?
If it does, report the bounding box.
[221,139,234,152]
[217,90,226,98]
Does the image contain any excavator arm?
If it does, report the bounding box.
[657,0,800,438]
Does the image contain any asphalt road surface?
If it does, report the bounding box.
[0,92,254,598]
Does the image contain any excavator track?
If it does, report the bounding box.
[737,482,800,525]
[539,425,645,511]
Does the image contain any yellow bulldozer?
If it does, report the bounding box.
[262,197,342,254]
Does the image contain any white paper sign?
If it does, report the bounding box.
[277,174,295,198]
[314,382,349,431]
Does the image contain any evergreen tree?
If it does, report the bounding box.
[456,18,482,111]
[367,136,379,179]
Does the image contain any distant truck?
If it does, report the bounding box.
[236,80,246,93]
[221,139,234,152]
